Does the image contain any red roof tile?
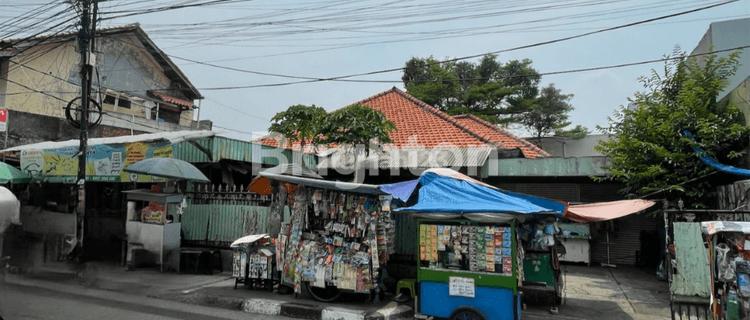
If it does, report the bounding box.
[153,92,194,109]
[453,114,550,158]
[260,88,547,158]
[353,88,489,148]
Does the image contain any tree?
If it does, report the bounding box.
[519,83,587,145]
[268,104,328,153]
[268,104,396,176]
[596,47,749,208]
[402,54,540,124]
[322,104,396,155]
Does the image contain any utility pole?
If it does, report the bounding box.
[74,0,98,259]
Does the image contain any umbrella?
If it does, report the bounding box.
[0,161,30,184]
[124,157,209,182]
[230,234,270,248]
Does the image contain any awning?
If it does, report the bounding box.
[387,168,568,221]
[259,172,387,196]
[152,92,195,110]
[1,130,219,152]
[247,164,323,195]
[230,234,270,248]
[564,199,655,223]
[702,221,750,235]
[317,147,493,170]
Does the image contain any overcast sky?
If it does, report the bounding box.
[3,0,749,141]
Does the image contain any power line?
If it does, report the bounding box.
[197,44,750,90]
[212,124,259,136]
[155,0,739,89]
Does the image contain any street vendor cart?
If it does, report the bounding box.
[230,234,278,291]
[382,168,569,320]
[258,170,395,303]
[665,209,750,320]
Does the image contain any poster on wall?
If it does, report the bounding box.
[20,141,174,183]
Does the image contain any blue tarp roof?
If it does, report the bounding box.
[379,169,566,219]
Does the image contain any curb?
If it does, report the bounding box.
[239,298,413,320]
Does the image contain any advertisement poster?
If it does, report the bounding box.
[20,141,173,183]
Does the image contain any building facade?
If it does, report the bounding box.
[0,24,206,149]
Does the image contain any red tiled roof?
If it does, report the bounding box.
[258,134,327,154]
[453,114,550,158]
[260,87,547,158]
[153,92,194,109]
[352,88,488,148]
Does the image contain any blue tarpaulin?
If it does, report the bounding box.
[379,179,419,204]
[683,130,750,177]
[380,169,567,220]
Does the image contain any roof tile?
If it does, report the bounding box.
[453,114,550,158]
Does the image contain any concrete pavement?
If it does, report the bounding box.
[4,261,670,320]
[523,264,671,320]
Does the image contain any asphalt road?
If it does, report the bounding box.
[0,281,283,320]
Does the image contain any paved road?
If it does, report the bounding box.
[0,281,282,320]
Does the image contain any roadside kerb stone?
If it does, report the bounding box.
[242,298,283,315]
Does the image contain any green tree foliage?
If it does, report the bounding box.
[322,104,396,155]
[268,104,396,155]
[596,48,749,207]
[520,83,587,144]
[402,54,540,124]
[268,104,328,152]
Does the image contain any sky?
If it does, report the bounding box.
[2,0,749,141]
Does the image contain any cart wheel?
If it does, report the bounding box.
[554,271,563,305]
[450,308,486,320]
[305,282,341,302]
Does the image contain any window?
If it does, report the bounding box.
[102,94,131,109]
[103,94,116,105]
[118,98,131,109]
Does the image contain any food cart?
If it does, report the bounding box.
[381,168,568,320]
[121,157,210,272]
[257,170,395,303]
[230,234,278,290]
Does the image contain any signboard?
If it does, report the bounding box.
[449,277,475,298]
[0,108,7,132]
[20,141,173,182]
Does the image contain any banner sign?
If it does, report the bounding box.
[0,108,7,132]
[20,141,173,183]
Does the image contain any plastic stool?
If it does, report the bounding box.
[396,278,416,298]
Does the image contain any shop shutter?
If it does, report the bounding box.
[590,213,661,266]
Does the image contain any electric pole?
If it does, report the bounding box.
[74,0,98,259]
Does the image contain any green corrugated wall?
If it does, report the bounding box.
[182,204,270,244]
[175,137,317,167]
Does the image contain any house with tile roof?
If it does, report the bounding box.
[0,23,210,148]
[261,87,550,183]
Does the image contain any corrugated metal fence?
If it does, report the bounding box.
[182,204,270,245]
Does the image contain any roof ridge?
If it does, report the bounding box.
[384,88,502,149]
[454,114,550,157]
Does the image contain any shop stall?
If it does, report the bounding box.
[381,168,568,320]
[122,157,209,272]
[258,171,394,302]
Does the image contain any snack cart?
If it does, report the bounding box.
[381,168,568,320]
[415,218,523,320]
